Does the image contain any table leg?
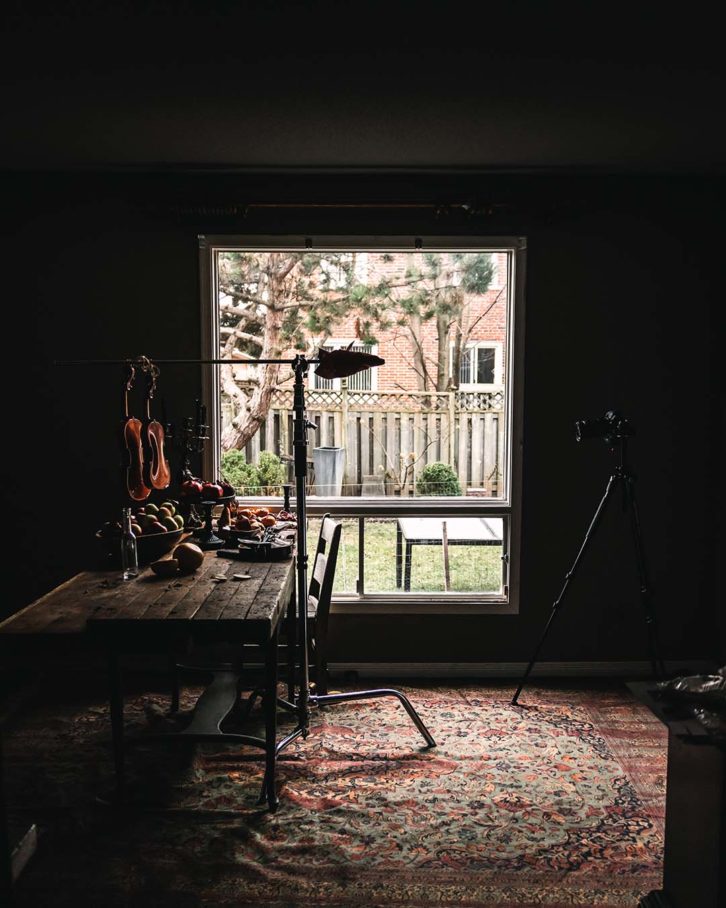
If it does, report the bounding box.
[108,648,126,802]
[263,626,279,812]
[404,542,412,592]
[286,589,296,704]
[0,731,13,905]
[396,523,403,589]
[169,650,180,714]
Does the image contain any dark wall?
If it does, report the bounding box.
[1,172,722,665]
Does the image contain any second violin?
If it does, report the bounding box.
[141,358,171,491]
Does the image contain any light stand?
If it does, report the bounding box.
[265,354,435,807]
[511,434,666,706]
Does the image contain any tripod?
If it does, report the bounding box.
[511,436,666,706]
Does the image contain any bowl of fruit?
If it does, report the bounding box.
[223,506,277,542]
[96,500,186,566]
[179,476,236,504]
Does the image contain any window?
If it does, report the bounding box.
[199,236,525,614]
[310,341,378,391]
[459,342,503,388]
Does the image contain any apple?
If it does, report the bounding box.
[202,482,222,500]
[181,479,203,497]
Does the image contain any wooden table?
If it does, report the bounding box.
[395,517,503,590]
[0,552,296,812]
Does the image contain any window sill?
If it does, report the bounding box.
[330,595,516,616]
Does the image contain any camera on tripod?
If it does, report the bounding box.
[575,409,634,445]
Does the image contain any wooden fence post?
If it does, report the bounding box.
[448,390,456,472]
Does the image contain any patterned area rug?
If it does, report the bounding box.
[4,677,666,907]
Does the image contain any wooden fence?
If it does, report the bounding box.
[224,386,506,496]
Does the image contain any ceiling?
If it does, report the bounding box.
[2,4,725,173]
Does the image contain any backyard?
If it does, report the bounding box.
[309,517,504,595]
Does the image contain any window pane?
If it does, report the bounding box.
[476,347,495,384]
[217,249,510,500]
[307,516,504,595]
[459,348,473,384]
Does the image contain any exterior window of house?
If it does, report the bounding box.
[310,342,378,391]
[459,343,503,387]
[199,237,525,615]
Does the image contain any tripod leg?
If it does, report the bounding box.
[623,475,666,680]
[511,473,618,705]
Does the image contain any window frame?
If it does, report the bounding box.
[455,340,504,390]
[199,235,526,615]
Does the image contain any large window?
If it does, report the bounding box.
[200,237,525,614]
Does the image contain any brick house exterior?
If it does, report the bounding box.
[281,251,509,392]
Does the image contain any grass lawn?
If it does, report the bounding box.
[309,517,503,595]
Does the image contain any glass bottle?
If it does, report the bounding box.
[120,507,139,580]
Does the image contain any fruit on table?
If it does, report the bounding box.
[181,478,204,497]
[99,499,183,539]
[201,481,223,500]
[277,510,296,521]
[144,520,167,534]
[260,514,276,527]
[150,557,179,577]
[174,541,204,573]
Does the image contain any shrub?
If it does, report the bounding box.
[220,450,261,494]
[256,451,286,494]
[415,461,462,496]
[221,449,287,495]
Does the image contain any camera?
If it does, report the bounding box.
[575,410,634,444]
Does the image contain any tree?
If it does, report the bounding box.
[218,251,358,450]
[352,252,496,391]
[218,250,498,450]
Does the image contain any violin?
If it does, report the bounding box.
[121,364,151,502]
[142,360,171,491]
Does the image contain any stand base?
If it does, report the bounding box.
[194,532,226,550]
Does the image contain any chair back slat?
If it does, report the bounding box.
[304,514,342,696]
[308,516,341,628]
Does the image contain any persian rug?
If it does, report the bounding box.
[4,677,666,907]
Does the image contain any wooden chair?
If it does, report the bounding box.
[300,513,341,696]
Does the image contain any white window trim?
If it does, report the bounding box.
[199,235,526,616]
[453,340,504,390]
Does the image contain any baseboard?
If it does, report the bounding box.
[327,660,713,679]
[107,655,714,681]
